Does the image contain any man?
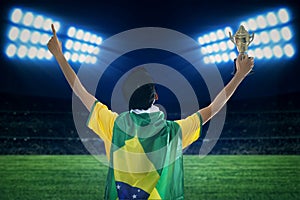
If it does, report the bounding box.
[47,24,254,199]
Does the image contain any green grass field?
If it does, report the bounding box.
[0,155,299,200]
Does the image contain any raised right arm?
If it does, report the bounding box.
[47,24,96,111]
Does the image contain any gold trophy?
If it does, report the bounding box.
[229,25,254,75]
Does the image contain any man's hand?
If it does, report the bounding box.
[47,24,62,57]
[235,54,254,78]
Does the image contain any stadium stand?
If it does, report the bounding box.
[0,92,299,155]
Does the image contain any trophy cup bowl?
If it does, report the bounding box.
[229,25,255,75]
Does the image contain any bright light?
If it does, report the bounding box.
[17,45,28,58]
[203,56,210,64]
[209,32,217,42]
[247,50,255,57]
[219,41,227,51]
[83,32,91,42]
[93,47,100,55]
[273,45,283,58]
[283,44,295,57]
[229,52,237,60]
[79,54,86,63]
[256,15,267,29]
[23,12,34,26]
[206,45,213,54]
[281,26,292,41]
[73,41,81,51]
[64,52,71,61]
[203,34,210,44]
[252,35,261,45]
[90,34,97,43]
[71,53,79,62]
[266,12,278,26]
[53,22,61,32]
[45,51,52,60]
[248,18,257,31]
[91,56,97,64]
[87,45,94,54]
[227,40,235,50]
[6,44,17,57]
[28,47,38,59]
[200,47,207,54]
[40,33,50,45]
[278,8,289,23]
[65,40,73,50]
[81,43,88,52]
[43,18,52,31]
[260,31,270,44]
[216,29,225,40]
[33,15,44,29]
[37,48,46,59]
[30,31,41,44]
[96,37,102,45]
[11,8,23,23]
[224,27,232,38]
[209,55,215,63]
[254,48,264,59]
[212,43,219,52]
[221,53,229,62]
[198,37,205,45]
[262,47,273,59]
[76,29,84,40]
[20,29,31,43]
[67,27,76,37]
[215,54,222,63]
[8,27,19,41]
[269,29,281,43]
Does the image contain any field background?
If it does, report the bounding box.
[1,155,299,200]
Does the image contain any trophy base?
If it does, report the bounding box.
[232,58,254,76]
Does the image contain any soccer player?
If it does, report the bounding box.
[47,24,254,199]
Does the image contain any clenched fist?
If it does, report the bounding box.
[235,54,254,77]
[47,24,63,57]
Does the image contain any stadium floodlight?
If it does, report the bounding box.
[278,8,289,23]
[283,44,294,57]
[6,44,17,57]
[23,12,34,26]
[67,27,76,37]
[263,47,273,59]
[269,29,281,43]
[266,12,278,26]
[8,27,19,41]
[20,29,31,43]
[247,18,257,31]
[11,8,23,23]
[28,46,38,59]
[5,7,62,62]
[17,45,27,58]
[198,7,295,64]
[273,45,283,58]
[281,26,292,41]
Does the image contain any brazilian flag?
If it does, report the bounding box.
[87,101,202,200]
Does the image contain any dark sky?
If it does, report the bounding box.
[0,0,299,106]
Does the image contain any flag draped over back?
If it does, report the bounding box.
[105,111,184,200]
[87,101,202,200]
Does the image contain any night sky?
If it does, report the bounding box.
[0,0,299,111]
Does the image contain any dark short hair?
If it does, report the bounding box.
[129,83,156,110]
[122,67,156,110]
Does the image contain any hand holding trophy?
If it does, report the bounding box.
[229,25,255,75]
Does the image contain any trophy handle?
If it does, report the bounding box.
[228,32,235,44]
[249,33,254,44]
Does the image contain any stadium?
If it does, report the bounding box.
[0,0,299,199]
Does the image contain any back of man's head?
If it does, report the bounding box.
[122,67,156,110]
